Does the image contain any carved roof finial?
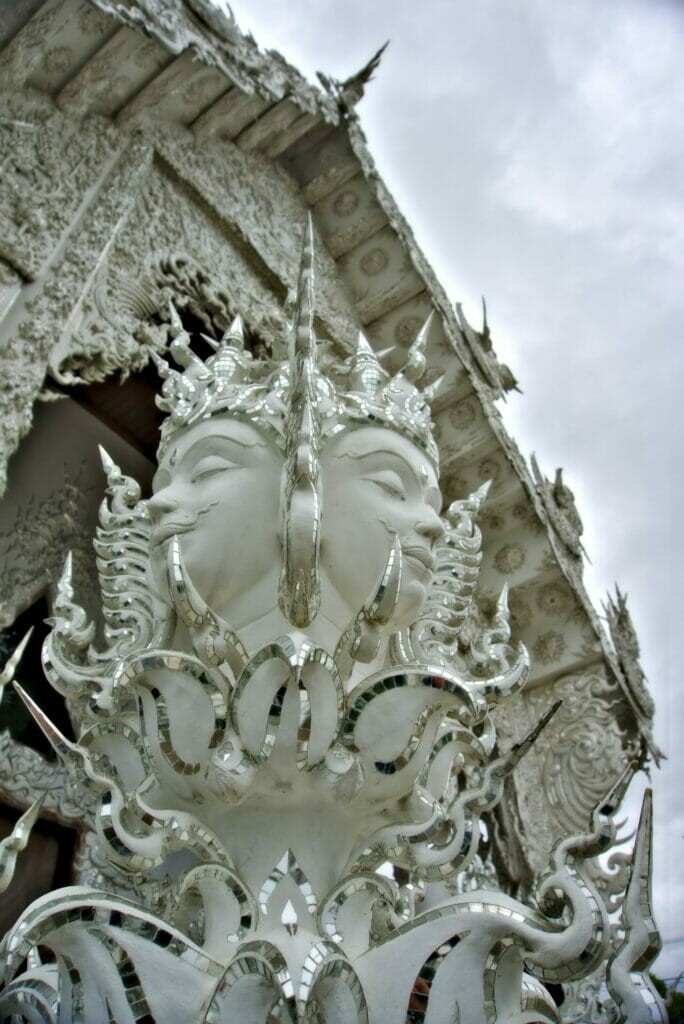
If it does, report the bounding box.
[316,40,389,114]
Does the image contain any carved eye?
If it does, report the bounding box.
[363,470,407,501]
[191,456,236,483]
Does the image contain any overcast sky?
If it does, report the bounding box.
[230,0,684,978]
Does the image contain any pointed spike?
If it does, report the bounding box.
[412,311,434,352]
[0,627,34,691]
[290,215,316,368]
[634,788,653,858]
[200,332,220,352]
[60,551,74,591]
[167,299,184,334]
[220,314,245,350]
[348,331,388,394]
[303,211,314,255]
[355,331,375,356]
[98,444,115,476]
[12,682,79,763]
[278,216,322,628]
[497,582,510,616]
[98,446,124,490]
[15,792,46,837]
[502,700,562,774]
[626,782,659,937]
[422,373,444,402]
[481,296,488,333]
[597,760,638,818]
[474,479,492,505]
[401,311,433,383]
[375,345,394,360]
[148,347,170,378]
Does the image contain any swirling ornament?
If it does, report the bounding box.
[201,941,297,1023]
[392,482,489,668]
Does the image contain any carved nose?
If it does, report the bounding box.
[417,512,444,545]
[147,493,179,519]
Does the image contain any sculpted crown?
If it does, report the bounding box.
[150,217,441,465]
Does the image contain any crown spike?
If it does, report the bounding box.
[290,213,316,369]
[400,311,433,383]
[422,373,444,403]
[221,314,245,351]
[348,331,388,395]
[200,332,220,352]
[278,216,322,628]
[474,479,492,505]
[148,220,439,465]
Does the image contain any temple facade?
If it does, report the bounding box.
[0,2,664,1021]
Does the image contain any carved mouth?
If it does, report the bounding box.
[403,547,436,574]
[150,523,192,549]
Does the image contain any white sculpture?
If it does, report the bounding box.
[0,221,665,1023]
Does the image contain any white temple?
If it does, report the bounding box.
[0,2,666,1021]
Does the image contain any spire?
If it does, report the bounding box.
[0,628,33,704]
[348,331,388,396]
[220,313,245,351]
[422,373,444,403]
[278,215,322,628]
[400,312,432,384]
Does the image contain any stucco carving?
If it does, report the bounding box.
[89,0,338,119]
[0,94,119,282]
[46,129,359,394]
[0,466,97,627]
[605,586,656,721]
[532,456,586,563]
[526,671,637,835]
[454,299,520,399]
[0,114,151,494]
[0,730,96,826]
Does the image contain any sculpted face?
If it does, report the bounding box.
[320,426,444,630]
[147,417,443,641]
[147,417,283,628]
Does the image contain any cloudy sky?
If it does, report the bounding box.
[231,0,684,978]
